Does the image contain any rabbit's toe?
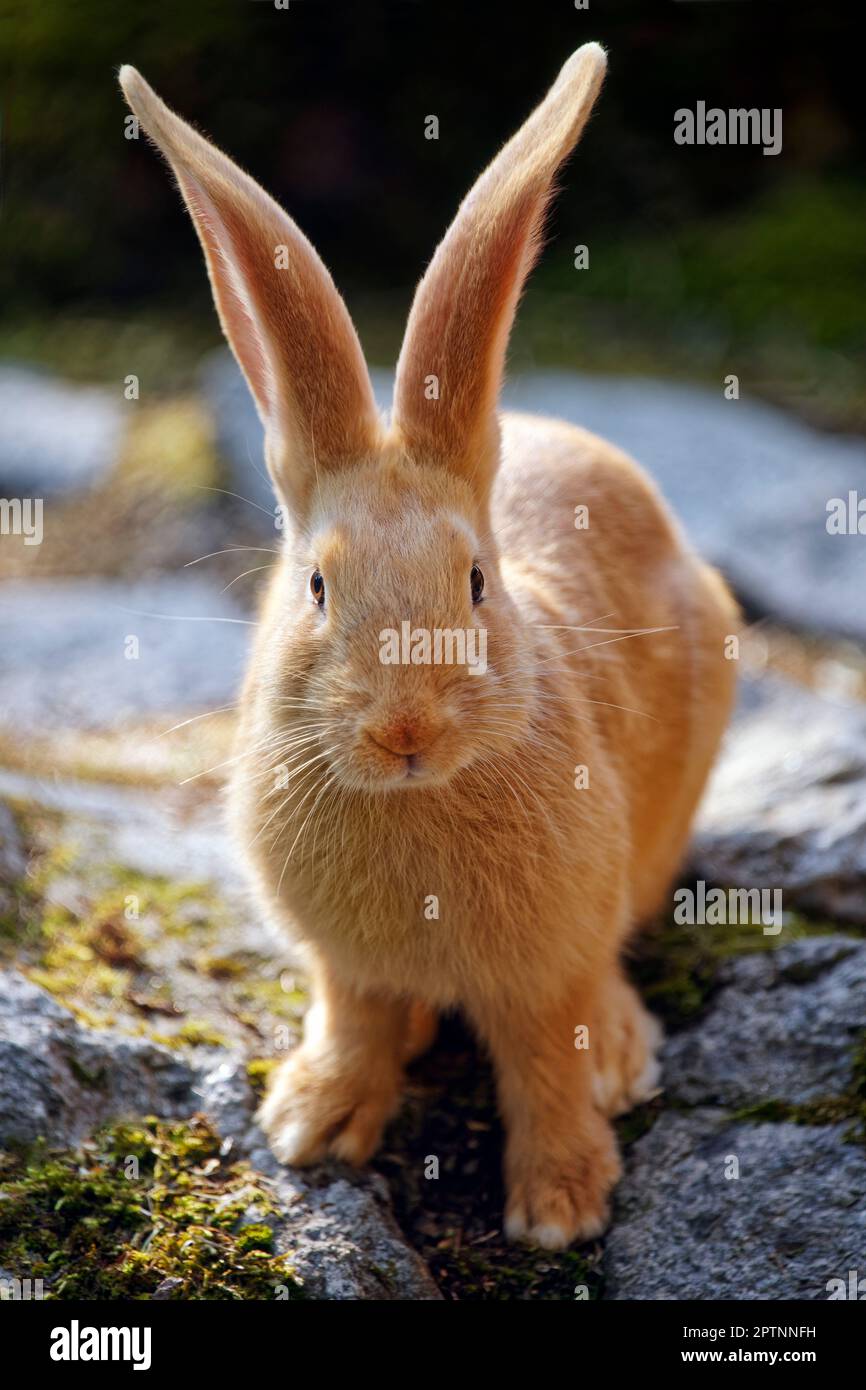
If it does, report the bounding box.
[592,980,663,1118]
[257,1046,402,1167]
[504,1114,621,1249]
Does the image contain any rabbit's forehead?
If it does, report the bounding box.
[313,509,479,574]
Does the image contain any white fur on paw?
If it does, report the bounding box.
[262,1116,320,1166]
[531,1222,571,1251]
[592,1008,664,1115]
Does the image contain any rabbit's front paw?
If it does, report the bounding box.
[257,1045,402,1167]
[503,1112,622,1250]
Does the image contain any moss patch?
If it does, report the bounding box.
[729,1033,866,1146]
[247,1057,278,1097]
[14,866,222,1031]
[1,815,305,1055]
[0,1115,303,1300]
[627,900,844,1032]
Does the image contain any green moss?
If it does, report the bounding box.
[628,903,842,1032]
[120,399,218,503]
[5,830,305,1053]
[0,1116,304,1300]
[174,1019,229,1049]
[247,1058,278,1096]
[9,854,226,1031]
[198,952,250,980]
[231,973,308,1024]
[105,869,220,937]
[729,1032,866,1146]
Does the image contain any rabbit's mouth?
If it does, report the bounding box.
[362,732,449,788]
[344,722,473,792]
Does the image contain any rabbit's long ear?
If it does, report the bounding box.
[119,67,380,511]
[392,44,606,499]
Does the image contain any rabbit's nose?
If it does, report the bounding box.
[367,715,438,758]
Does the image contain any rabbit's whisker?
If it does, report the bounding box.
[180,729,290,784]
[192,483,278,518]
[221,564,277,592]
[249,750,338,851]
[513,624,680,672]
[152,703,238,740]
[119,607,259,627]
[184,546,281,567]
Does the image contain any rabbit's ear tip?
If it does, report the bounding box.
[562,42,608,78]
[118,65,149,105]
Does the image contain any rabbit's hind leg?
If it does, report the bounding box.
[591,970,662,1118]
[403,999,438,1063]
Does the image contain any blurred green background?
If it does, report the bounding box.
[2,0,863,427]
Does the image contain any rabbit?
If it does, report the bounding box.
[120,43,737,1250]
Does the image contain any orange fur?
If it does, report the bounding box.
[120,45,737,1249]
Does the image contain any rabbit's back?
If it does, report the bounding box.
[494,409,738,921]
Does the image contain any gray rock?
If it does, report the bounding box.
[0,802,26,881]
[193,1058,258,1145]
[0,575,250,733]
[200,354,866,640]
[0,365,124,496]
[662,936,866,1107]
[605,933,866,1300]
[695,676,866,923]
[248,1135,440,1299]
[605,1112,866,1300]
[0,967,439,1300]
[270,1167,441,1301]
[0,969,199,1147]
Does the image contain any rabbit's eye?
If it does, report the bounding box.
[470,565,485,603]
[310,570,325,606]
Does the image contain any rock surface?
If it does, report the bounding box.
[0,366,125,496]
[662,936,866,1107]
[605,936,866,1300]
[0,576,250,732]
[694,676,866,924]
[0,969,439,1301]
[505,371,866,642]
[0,969,199,1147]
[606,1112,866,1301]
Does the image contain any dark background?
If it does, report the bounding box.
[2,0,863,425]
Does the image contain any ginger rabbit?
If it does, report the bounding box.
[120,44,736,1248]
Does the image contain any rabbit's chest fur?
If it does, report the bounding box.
[245,736,629,1008]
